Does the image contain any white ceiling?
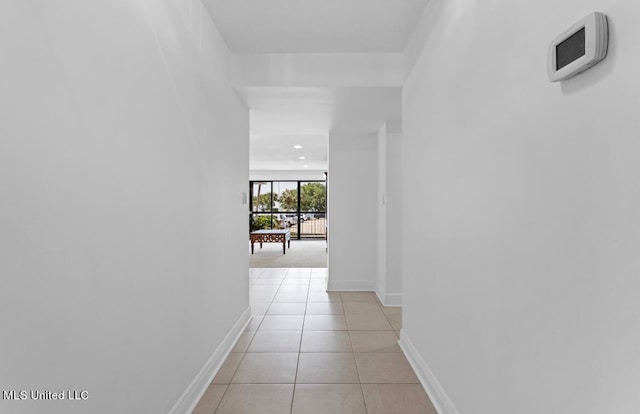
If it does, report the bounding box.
[201,0,429,53]
[243,87,402,171]
[241,87,402,135]
[250,134,328,171]
[202,1,423,171]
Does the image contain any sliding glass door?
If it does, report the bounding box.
[249,180,326,240]
[299,181,326,239]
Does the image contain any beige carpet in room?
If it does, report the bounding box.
[249,240,327,268]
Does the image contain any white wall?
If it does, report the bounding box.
[328,133,378,291]
[0,1,249,413]
[385,131,403,303]
[250,170,327,182]
[402,1,640,413]
[377,124,388,298]
[230,53,404,87]
[375,124,403,306]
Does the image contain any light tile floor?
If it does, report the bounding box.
[192,268,437,414]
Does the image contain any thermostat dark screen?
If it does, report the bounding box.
[556,27,586,70]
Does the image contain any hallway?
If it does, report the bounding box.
[4,1,640,413]
[192,268,435,414]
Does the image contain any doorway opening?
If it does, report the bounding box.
[250,180,326,240]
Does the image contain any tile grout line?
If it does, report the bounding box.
[210,383,228,414]
[212,271,262,413]
[373,292,401,334]
[213,352,247,414]
[347,317,370,414]
[289,268,307,414]
[212,268,270,411]
[217,269,394,413]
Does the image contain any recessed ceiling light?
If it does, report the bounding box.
[293,145,303,149]
[303,165,309,168]
[298,156,306,160]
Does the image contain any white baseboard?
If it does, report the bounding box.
[169,307,252,414]
[327,281,401,306]
[373,284,402,307]
[399,330,460,414]
[327,279,376,291]
[381,292,402,307]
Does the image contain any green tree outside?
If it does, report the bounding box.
[277,183,326,212]
[252,192,276,212]
[278,189,298,211]
[301,182,326,211]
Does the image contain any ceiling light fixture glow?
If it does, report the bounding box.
[298,156,306,160]
[293,145,303,149]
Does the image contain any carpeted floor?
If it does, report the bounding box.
[249,239,327,268]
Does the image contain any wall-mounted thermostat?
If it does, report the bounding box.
[547,12,609,82]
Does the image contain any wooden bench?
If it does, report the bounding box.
[250,229,291,254]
